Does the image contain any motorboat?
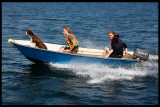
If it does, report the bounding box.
[8,39,149,66]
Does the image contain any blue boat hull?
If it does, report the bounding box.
[12,42,138,66]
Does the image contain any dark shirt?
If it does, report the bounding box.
[110,35,127,58]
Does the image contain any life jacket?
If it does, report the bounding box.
[66,34,78,48]
[111,35,123,50]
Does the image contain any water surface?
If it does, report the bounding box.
[2,2,158,105]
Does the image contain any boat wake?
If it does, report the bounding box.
[49,54,158,84]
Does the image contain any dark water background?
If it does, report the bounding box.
[2,2,158,105]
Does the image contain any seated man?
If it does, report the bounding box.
[59,27,79,54]
[102,30,128,59]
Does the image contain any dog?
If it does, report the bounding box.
[25,29,47,49]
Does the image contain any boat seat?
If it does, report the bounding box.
[122,54,132,59]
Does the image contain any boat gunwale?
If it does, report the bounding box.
[11,39,139,62]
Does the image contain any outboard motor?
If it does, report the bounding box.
[132,49,149,61]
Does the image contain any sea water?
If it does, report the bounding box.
[2,2,158,105]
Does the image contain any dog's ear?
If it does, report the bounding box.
[27,29,34,35]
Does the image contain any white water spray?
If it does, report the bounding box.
[49,54,158,84]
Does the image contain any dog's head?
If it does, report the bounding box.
[25,29,34,36]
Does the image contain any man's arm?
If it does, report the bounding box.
[123,43,128,55]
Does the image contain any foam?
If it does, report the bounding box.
[49,55,158,84]
[149,54,158,60]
